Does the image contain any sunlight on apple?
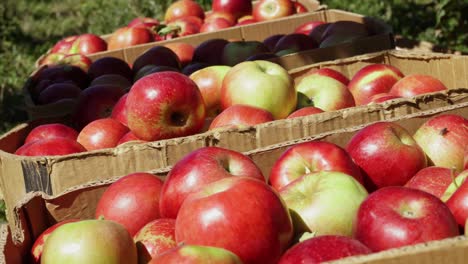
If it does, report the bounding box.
[62,242,81,254]
[202,207,226,224]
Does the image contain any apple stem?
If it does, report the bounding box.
[158,25,180,36]
[439,128,449,136]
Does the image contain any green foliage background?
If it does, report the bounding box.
[0,0,466,221]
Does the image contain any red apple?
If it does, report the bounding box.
[278,235,371,264]
[205,11,237,26]
[96,172,164,236]
[31,219,80,264]
[77,118,129,151]
[15,138,86,156]
[117,131,147,146]
[108,26,154,51]
[413,114,468,172]
[293,1,308,14]
[269,141,364,191]
[68,33,107,55]
[286,106,324,118]
[221,40,270,66]
[90,74,132,90]
[404,166,459,199]
[192,38,230,65]
[56,53,92,72]
[149,244,243,264]
[200,17,233,33]
[132,46,181,75]
[253,0,295,21]
[299,67,349,85]
[41,219,138,263]
[134,218,177,263]
[111,93,129,127]
[38,52,66,67]
[348,64,404,105]
[294,21,327,36]
[37,82,82,105]
[175,177,293,264]
[236,17,257,26]
[367,92,402,104]
[390,74,448,98]
[295,72,355,111]
[442,170,468,226]
[346,122,427,190]
[164,42,195,67]
[160,17,201,39]
[159,146,265,218]
[273,33,316,55]
[189,65,231,117]
[128,17,160,29]
[51,35,78,54]
[88,57,133,82]
[209,104,275,130]
[25,123,78,144]
[212,0,253,20]
[72,85,126,129]
[221,60,296,119]
[355,186,459,252]
[164,0,205,23]
[126,71,206,141]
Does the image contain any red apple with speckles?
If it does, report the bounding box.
[209,104,275,130]
[111,93,129,127]
[126,71,205,141]
[278,235,371,264]
[117,131,147,146]
[96,172,164,236]
[165,0,205,23]
[175,177,293,264]
[205,11,237,26]
[15,138,86,156]
[286,106,324,119]
[68,33,107,55]
[108,26,154,51]
[405,166,459,199]
[367,93,402,104]
[212,0,252,20]
[390,74,447,98]
[269,141,364,191]
[31,219,80,264]
[134,218,177,263]
[159,146,264,219]
[77,118,129,151]
[356,186,459,252]
[348,64,404,106]
[346,122,427,190]
[253,0,294,22]
[200,18,233,33]
[25,123,78,144]
[413,114,468,172]
[298,67,349,85]
[149,244,243,264]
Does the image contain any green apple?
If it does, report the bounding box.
[279,171,368,237]
[149,244,243,263]
[221,60,296,119]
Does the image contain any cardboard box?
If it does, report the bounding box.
[1,105,467,263]
[24,8,394,120]
[3,49,468,226]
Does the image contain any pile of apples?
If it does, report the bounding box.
[30,112,468,263]
[38,0,311,64]
[20,42,450,156]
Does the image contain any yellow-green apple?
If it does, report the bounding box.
[295,72,355,111]
[269,141,364,191]
[200,17,233,32]
[126,71,206,141]
[190,65,231,117]
[294,21,326,36]
[77,118,129,151]
[149,245,243,264]
[68,33,107,55]
[159,146,264,218]
[117,131,147,146]
[346,122,427,190]
[405,166,460,199]
[413,114,468,172]
[132,46,181,75]
[31,219,80,264]
[205,11,237,26]
[367,92,402,104]
[278,235,371,264]
[15,138,86,156]
[208,104,275,130]
[212,0,252,20]
[273,33,316,55]
[221,41,270,66]
[38,52,66,67]
[192,38,230,65]
[441,170,468,202]
[297,67,349,86]
[164,0,205,23]
[57,53,92,72]
[37,82,82,105]
[51,35,78,54]
[279,171,368,237]
[355,186,459,252]
[319,21,369,48]
[108,26,154,51]
[443,170,468,227]
[25,123,78,144]
[72,85,126,129]
[90,74,132,91]
[221,60,296,119]
[134,218,177,263]
[253,0,294,21]
[286,106,324,119]
[88,57,133,82]
[390,74,448,98]
[164,42,195,67]
[41,219,138,264]
[175,177,293,264]
[263,34,285,52]
[95,172,164,236]
[111,93,129,126]
[348,64,404,105]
